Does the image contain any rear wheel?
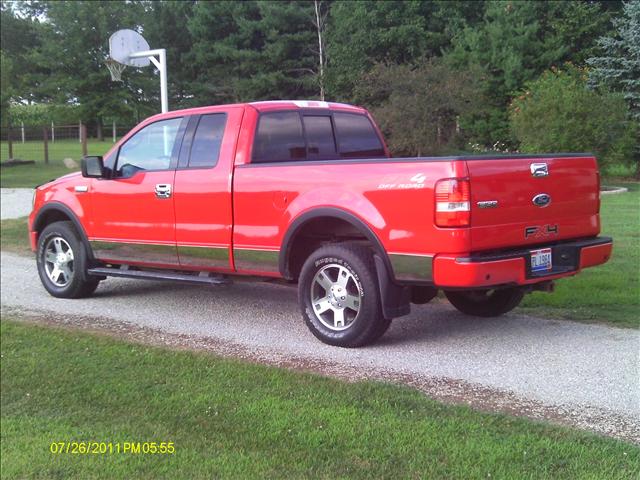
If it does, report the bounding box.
[36,221,100,298]
[444,287,524,317]
[298,243,390,347]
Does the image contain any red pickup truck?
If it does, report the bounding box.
[29,100,612,347]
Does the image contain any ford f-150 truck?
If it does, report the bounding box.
[29,100,612,347]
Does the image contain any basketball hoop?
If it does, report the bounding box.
[105,58,126,82]
[106,29,168,112]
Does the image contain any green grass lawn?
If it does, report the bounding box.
[1,319,637,479]
[520,182,639,328]
[1,183,638,328]
[0,139,116,188]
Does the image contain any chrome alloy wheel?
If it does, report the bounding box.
[310,263,362,331]
[43,236,74,287]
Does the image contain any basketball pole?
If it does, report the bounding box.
[129,48,168,113]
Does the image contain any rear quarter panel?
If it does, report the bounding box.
[232,159,471,275]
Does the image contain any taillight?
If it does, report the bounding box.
[596,171,601,214]
[435,178,470,227]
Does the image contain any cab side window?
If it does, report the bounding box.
[252,112,306,163]
[116,117,182,174]
[188,114,227,168]
[333,112,385,158]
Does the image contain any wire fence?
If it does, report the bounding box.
[0,123,133,165]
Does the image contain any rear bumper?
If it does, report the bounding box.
[433,237,612,288]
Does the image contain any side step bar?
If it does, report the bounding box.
[87,266,229,285]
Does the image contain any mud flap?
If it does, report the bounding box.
[374,254,411,320]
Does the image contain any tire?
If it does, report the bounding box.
[298,243,390,347]
[36,221,100,299]
[444,287,524,317]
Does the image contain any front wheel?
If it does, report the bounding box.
[298,243,390,347]
[36,221,100,298]
[444,287,524,317]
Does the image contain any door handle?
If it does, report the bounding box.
[155,184,172,199]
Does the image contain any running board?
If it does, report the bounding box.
[87,266,229,285]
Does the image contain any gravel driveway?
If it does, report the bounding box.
[1,188,33,219]
[1,251,638,443]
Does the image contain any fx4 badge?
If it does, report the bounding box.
[525,224,559,239]
[530,163,549,177]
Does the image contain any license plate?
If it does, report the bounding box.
[531,248,552,273]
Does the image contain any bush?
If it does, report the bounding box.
[510,65,638,170]
[357,58,484,156]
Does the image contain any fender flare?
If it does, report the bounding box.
[33,202,94,260]
[279,207,393,280]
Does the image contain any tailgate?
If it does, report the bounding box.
[467,156,600,251]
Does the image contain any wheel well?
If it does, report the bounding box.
[285,217,376,280]
[34,209,73,234]
[33,205,93,259]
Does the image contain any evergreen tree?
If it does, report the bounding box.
[448,0,621,146]
[326,0,483,102]
[188,0,317,104]
[588,0,640,120]
[142,0,198,109]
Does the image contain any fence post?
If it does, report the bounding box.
[51,121,55,143]
[21,121,25,143]
[43,126,49,164]
[7,126,13,159]
[81,123,88,157]
[79,120,82,143]
[112,120,116,143]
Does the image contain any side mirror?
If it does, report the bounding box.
[81,156,105,178]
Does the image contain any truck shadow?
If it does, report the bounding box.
[92,277,541,347]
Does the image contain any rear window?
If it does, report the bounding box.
[253,112,306,162]
[334,112,385,158]
[251,110,385,163]
[188,113,227,168]
[303,115,336,158]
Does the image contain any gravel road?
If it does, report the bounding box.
[1,251,638,442]
[1,188,33,219]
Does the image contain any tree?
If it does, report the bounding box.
[448,0,622,146]
[588,0,640,120]
[0,1,49,105]
[357,58,484,156]
[312,0,328,100]
[510,65,637,171]
[0,51,13,124]
[17,1,157,133]
[326,0,483,101]
[188,1,317,104]
[142,0,198,109]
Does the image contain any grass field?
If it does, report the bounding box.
[1,184,638,328]
[1,319,637,479]
[520,182,639,328]
[0,139,116,188]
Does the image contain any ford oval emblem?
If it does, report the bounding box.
[532,193,551,208]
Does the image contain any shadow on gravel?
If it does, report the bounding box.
[90,276,536,346]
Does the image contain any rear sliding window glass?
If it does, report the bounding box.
[189,113,227,168]
[333,112,385,158]
[303,115,336,158]
[253,112,306,162]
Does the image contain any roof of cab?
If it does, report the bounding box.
[248,100,366,113]
[143,100,366,124]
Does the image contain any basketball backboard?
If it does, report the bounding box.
[109,29,151,67]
